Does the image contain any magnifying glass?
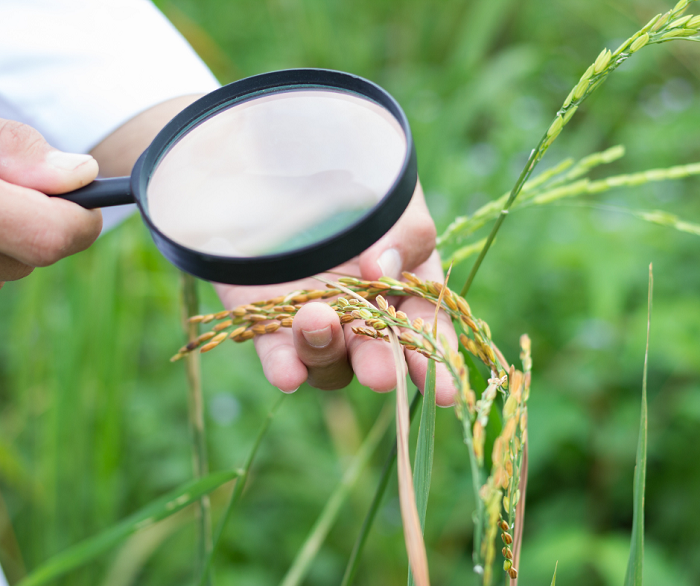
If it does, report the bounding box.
[53,69,417,285]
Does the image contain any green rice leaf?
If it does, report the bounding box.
[199,394,285,586]
[18,470,240,586]
[340,392,422,586]
[280,400,393,586]
[550,561,558,586]
[408,360,437,586]
[624,264,652,586]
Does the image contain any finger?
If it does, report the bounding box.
[292,302,353,390]
[0,251,33,282]
[358,180,436,281]
[252,329,308,393]
[0,119,99,194]
[400,251,459,407]
[346,325,400,392]
[0,179,102,267]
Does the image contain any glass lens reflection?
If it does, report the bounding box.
[147,89,407,257]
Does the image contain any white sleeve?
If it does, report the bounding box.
[0,0,221,155]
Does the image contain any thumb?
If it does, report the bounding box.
[358,180,436,281]
[0,119,98,194]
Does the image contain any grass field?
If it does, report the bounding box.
[2,1,700,584]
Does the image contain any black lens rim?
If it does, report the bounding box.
[131,68,417,285]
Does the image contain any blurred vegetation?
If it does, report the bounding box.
[2,0,700,585]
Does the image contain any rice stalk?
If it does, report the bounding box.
[388,325,431,586]
[456,0,700,296]
[340,391,422,586]
[438,150,700,266]
[623,264,652,586]
[180,272,212,583]
[280,400,393,586]
[197,394,285,586]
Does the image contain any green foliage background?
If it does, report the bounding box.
[1,0,699,584]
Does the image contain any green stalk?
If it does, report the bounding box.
[459,0,700,296]
[408,361,437,586]
[460,135,547,297]
[623,265,652,586]
[280,401,394,586]
[181,272,212,582]
[340,391,422,586]
[198,394,285,586]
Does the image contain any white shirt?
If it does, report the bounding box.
[0,0,221,231]
[0,4,219,582]
[0,0,220,154]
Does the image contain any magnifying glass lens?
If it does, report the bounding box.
[146,89,407,258]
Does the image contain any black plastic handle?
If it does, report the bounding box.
[51,176,134,209]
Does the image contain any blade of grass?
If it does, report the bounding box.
[623,264,652,586]
[181,272,212,582]
[388,326,430,586]
[197,394,285,586]
[550,561,558,586]
[408,360,436,586]
[17,471,240,586]
[340,391,421,586]
[279,400,394,586]
[407,264,450,586]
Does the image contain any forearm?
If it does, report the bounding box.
[89,94,204,177]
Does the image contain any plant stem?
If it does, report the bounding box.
[181,272,212,582]
[198,394,285,586]
[280,400,393,586]
[340,391,422,586]
[460,136,547,297]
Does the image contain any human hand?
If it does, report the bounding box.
[0,119,102,288]
[214,182,459,406]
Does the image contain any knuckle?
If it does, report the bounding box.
[414,216,437,247]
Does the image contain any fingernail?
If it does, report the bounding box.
[377,248,402,280]
[302,326,332,348]
[278,386,300,394]
[46,150,94,171]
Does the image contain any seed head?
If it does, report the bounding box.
[376,295,388,310]
[593,48,612,73]
[674,0,690,13]
[401,271,422,285]
[508,567,518,580]
[503,560,512,572]
[213,319,233,332]
[660,27,698,39]
[688,15,700,28]
[629,33,650,53]
[669,14,693,28]
[196,331,216,344]
[502,532,513,545]
[502,545,513,559]
[547,115,564,137]
[229,326,246,339]
[201,314,215,324]
[563,104,578,124]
